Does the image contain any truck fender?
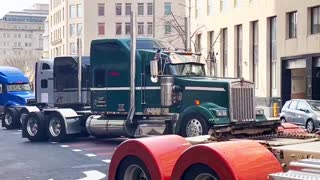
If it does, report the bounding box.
[175,103,218,134]
[43,108,81,135]
[21,106,41,138]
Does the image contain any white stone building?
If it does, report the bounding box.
[49,0,187,58]
[190,0,320,109]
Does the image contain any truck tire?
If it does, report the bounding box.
[47,113,67,142]
[179,114,209,137]
[182,164,220,180]
[115,156,151,180]
[2,108,19,129]
[19,109,29,126]
[22,112,48,142]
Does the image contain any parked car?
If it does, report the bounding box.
[280,99,320,133]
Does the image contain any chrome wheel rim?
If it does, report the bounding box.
[49,117,61,137]
[4,113,12,126]
[27,117,38,136]
[195,173,218,180]
[124,164,148,180]
[307,121,314,132]
[186,119,203,137]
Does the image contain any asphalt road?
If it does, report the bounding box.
[0,125,125,180]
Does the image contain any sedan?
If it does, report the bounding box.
[280,99,320,133]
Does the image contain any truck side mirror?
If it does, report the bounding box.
[150,60,159,83]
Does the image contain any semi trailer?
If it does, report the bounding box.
[20,38,280,142]
[0,66,35,129]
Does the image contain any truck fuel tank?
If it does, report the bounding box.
[85,115,126,138]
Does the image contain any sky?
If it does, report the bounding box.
[0,0,49,18]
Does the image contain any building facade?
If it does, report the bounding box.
[191,0,320,107]
[49,0,186,58]
[0,4,49,81]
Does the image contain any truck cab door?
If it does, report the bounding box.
[36,61,54,106]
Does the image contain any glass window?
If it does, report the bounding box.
[207,0,214,16]
[70,42,77,55]
[138,22,144,35]
[147,3,153,15]
[125,3,132,16]
[164,2,172,15]
[77,23,83,36]
[125,23,131,35]
[116,3,122,16]
[297,101,308,111]
[94,69,106,87]
[98,23,105,36]
[116,23,122,35]
[7,84,31,92]
[288,11,297,38]
[41,80,48,88]
[42,63,50,70]
[70,24,76,37]
[138,3,144,16]
[236,25,243,78]
[311,6,320,34]
[252,21,259,88]
[165,23,171,34]
[289,100,298,110]
[77,4,83,17]
[70,5,76,18]
[307,100,320,111]
[98,3,105,16]
[222,28,228,77]
[270,17,277,90]
[147,22,153,35]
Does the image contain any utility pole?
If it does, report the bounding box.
[188,0,191,50]
[152,0,156,38]
[77,38,82,103]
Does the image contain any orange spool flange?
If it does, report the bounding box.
[172,140,283,180]
[278,123,306,134]
[108,135,191,180]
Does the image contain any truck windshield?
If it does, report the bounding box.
[170,64,205,76]
[7,84,31,92]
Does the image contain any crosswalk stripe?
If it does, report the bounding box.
[102,159,111,163]
[85,153,97,157]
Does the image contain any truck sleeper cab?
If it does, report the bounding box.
[0,66,35,129]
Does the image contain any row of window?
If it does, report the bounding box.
[0,49,34,56]
[1,33,33,39]
[70,23,83,38]
[0,24,43,30]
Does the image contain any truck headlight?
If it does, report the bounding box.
[215,110,228,117]
[256,109,264,115]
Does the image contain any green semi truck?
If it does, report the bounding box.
[21,38,280,142]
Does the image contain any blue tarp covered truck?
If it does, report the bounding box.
[0,66,35,129]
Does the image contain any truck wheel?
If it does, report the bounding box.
[2,108,19,129]
[19,109,29,126]
[182,164,220,180]
[116,156,151,180]
[179,114,209,137]
[23,112,48,142]
[48,113,67,142]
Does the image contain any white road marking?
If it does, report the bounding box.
[17,130,22,132]
[72,149,82,152]
[77,170,106,180]
[48,179,54,180]
[12,132,21,135]
[102,159,111,163]
[60,145,69,147]
[51,142,59,144]
[85,154,97,157]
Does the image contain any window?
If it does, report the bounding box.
[297,101,308,111]
[41,80,48,88]
[42,63,50,70]
[147,22,153,35]
[252,21,259,88]
[164,23,171,34]
[196,33,202,53]
[311,6,320,34]
[164,2,172,15]
[98,23,105,36]
[70,5,76,18]
[116,23,122,35]
[270,17,277,91]
[77,23,83,36]
[288,11,297,38]
[235,0,246,8]
[98,3,105,16]
[138,22,144,35]
[207,31,215,76]
[236,25,243,78]
[207,0,214,16]
[77,4,83,17]
[195,0,200,18]
[70,42,77,55]
[138,3,144,16]
[70,24,76,37]
[125,23,131,35]
[289,100,298,110]
[147,3,153,15]
[94,69,106,87]
[116,3,122,16]
[125,3,132,16]
[222,28,228,77]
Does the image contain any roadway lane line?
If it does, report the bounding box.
[77,170,106,180]
[72,149,82,152]
[60,145,69,147]
[85,153,97,157]
[102,159,111,163]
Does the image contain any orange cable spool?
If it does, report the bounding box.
[172,140,283,180]
[108,135,191,180]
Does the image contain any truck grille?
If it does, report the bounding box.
[230,81,255,122]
